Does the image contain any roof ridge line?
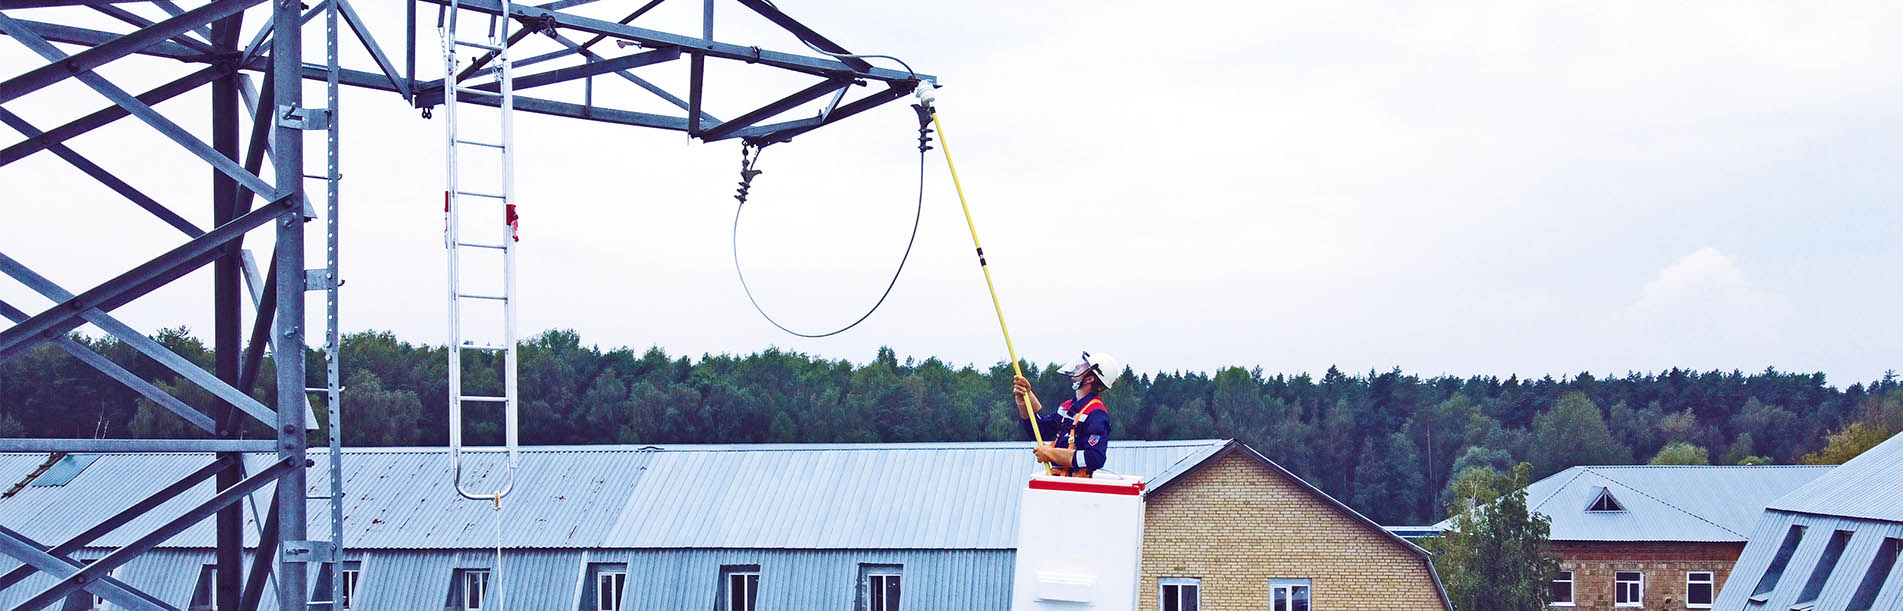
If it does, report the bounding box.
[1530,468,1585,513]
[1582,467,1744,538]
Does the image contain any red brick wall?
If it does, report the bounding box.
[1548,541,1744,610]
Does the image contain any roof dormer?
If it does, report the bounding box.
[1586,486,1626,512]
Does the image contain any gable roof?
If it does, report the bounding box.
[1765,431,1903,522]
[1146,440,1454,611]
[0,440,1224,550]
[1149,441,1438,557]
[1504,465,1832,542]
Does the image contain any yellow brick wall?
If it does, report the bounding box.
[1138,450,1448,611]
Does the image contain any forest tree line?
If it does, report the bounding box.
[2,328,1899,526]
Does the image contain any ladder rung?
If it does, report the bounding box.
[455,139,505,150]
[307,495,333,500]
[453,39,504,51]
[459,396,508,403]
[453,85,496,96]
[456,292,507,301]
[454,190,505,200]
[459,343,509,352]
[302,173,337,180]
[456,241,507,250]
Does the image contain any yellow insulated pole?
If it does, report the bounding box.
[927,105,1050,457]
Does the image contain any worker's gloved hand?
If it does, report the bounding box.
[1012,375,1040,419]
[1032,443,1061,464]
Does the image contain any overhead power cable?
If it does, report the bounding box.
[728,107,932,338]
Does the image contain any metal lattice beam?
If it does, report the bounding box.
[0,2,926,609]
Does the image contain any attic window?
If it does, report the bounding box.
[1586,487,1625,512]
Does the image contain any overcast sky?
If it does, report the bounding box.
[3,1,1898,386]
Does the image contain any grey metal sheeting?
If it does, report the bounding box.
[1712,511,1903,611]
[1767,431,1903,523]
[1437,465,1833,542]
[0,441,1218,609]
[0,440,1221,550]
[3,548,1014,610]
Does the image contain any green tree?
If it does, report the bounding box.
[1352,433,1426,524]
[1530,392,1632,478]
[1719,433,1773,465]
[1802,391,1903,465]
[1431,463,1560,611]
[336,371,423,446]
[0,410,22,437]
[1649,441,1710,465]
[1734,398,1797,461]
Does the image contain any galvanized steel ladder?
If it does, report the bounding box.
[438,0,520,505]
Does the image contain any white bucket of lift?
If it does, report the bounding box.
[1010,472,1146,610]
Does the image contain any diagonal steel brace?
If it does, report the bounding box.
[0,252,278,428]
[0,198,295,363]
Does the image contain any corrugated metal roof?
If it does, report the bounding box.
[603,440,1218,549]
[1438,465,1831,542]
[0,452,279,549]
[1766,431,1903,522]
[1712,510,1903,611]
[0,440,1222,551]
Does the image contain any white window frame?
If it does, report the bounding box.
[1550,570,1576,607]
[722,567,760,611]
[1686,570,1714,608]
[1615,570,1644,608]
[462,570,490,611]
[596,569,627,611]
[1158,577,1200,611]
[865,569,901,611]
[189,565,219,611]
[1270,579,1312,611]
[340,567,361,611]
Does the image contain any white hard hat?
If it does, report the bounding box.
[1059,351,1123,389]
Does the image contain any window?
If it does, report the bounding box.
[1794,530,1853,606]
[315,561,362,611]
[450,570,490,611]
[1753,525,1808,600]
[1159,577,1199,611]
[1551,570,1575,606]
[189,566,218,611]
[1587,487,1626,512]
[590,563,628,611]
[859,564,901,611]
[1615,571,1644,607]
[720,565,760,611]
[1686,571,1714,608]
[341,567,360,611]
[1270,579,1311,611]
[1847,538,1901,611]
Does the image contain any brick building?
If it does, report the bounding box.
[1139,442,1451,611]
[1477,465,1832,611]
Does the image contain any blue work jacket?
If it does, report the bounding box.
[1022,394,1111,474]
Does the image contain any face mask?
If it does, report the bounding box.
[1071,380,1082,391]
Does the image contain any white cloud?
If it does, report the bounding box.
[1623,247,1792,352]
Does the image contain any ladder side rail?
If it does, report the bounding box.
[498,0,519,472]
[441,0,468,498]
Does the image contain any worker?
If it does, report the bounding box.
[1013,351,1121,477]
